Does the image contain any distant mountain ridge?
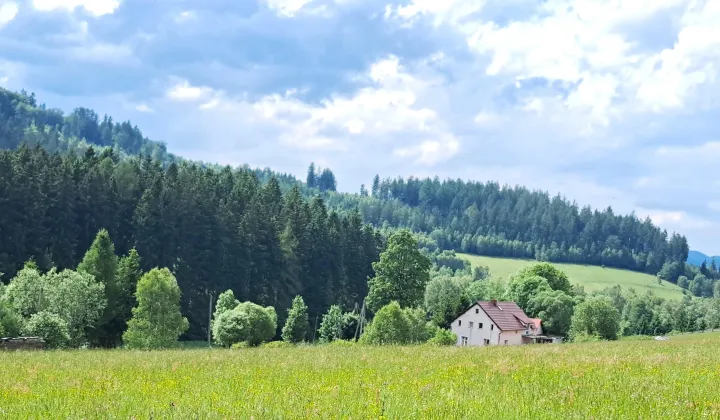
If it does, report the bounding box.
[687,250,719,266]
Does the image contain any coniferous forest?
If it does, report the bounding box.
[0,86,703,341]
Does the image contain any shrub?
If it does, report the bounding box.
[230,342,249,349]
[319,305,344,343]
[328,339,355,347]
[0,302,23,337]
[22,311,71,349]
[571,333,602,343]
[262,341,294,349]
[428,328,457,346]
[360,302,433,345]
[212,301,277,347]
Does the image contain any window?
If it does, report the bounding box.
[491,324,494,331]
[504,340,508,345]
[525,330,529,335]
[483,339,490,345]
[479,323,483,329]
[458,320,462,326]
[468,322,474,329]
[461,336,468,346]
[475,308,479,314]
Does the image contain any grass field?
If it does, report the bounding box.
[459,253,685,299]
[2,333,720,419]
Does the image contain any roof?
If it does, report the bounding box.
[477,301,534,331]
[530,318,542,330]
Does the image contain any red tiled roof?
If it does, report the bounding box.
[530,318,542,330]
[477,301,534,331]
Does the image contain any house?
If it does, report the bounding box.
[450,300,558,346]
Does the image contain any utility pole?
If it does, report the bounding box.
[312,315,318,344]
[354,299,367,342]
[207,290,214,348]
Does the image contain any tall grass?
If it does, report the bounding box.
[2,333,720,418]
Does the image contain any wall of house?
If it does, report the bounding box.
[499,330,525,346]
[450,305,501,347]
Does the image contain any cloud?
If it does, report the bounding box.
[166,79,215,101]
[32,0,121,16]
[134,103,153,113]
[263,0,315,17]
[4,0,720,253]
[0,1,18,26]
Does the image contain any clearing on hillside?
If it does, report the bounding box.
[459,253,685,299]
[2,333,719,418]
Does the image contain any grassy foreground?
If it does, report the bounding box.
[459,253,685,299]
[3,334,720,419]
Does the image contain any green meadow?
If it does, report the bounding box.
[2,333,720,419]
[459,253,685,299]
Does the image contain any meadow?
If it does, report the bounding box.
[2,333,720,419]
[459,253,685,299]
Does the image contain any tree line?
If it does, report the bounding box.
[0,86,698,288]
[0,146,381,339]
[323,173,690,278]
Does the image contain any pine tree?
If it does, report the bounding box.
[77,229,119,347]
[115,248,143,345]
[306,163,317,189]
[371,175,380,198]
[281,295,309,343]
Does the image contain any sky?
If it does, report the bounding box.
[0,0,719,254]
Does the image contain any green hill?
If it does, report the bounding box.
[458,253,686,300]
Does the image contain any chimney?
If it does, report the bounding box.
[490,299,497,306]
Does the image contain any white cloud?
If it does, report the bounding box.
[263,0,314,16]
[135,103,154,113]
[32,0,121,16]
[394,135,460,166]
[0,1,18,25]
[166,80,215,101]
[389,0,720,131]
[175,10,195,23]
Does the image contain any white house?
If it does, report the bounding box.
[450,300,554,346]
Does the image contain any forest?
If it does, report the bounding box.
[1,87,692,278]
[0,146,381,339]
[2,86,720,349]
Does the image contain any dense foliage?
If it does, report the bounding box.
[326,176,691,277]
[123,268,189,349]
[0,146,381,339]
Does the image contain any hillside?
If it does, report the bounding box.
[0,86,707,287]
[688,250,719,267]
[459,253,686,300]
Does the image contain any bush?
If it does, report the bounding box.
[230,342,249,349]
[22,311,71,349]
[262,341,294,349]
[319,305,344,343]
[360,301,410,345]
[328,339,356,347]
[428,328,457,346]
[571,333,601,343]
[0,302,23,337]
[360,302,433,345]
[212,301,277,347]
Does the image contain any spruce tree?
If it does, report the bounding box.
[114,248,143,344]
[306,163,317,189]
[281,295,309,343]
[77,228,119,347]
